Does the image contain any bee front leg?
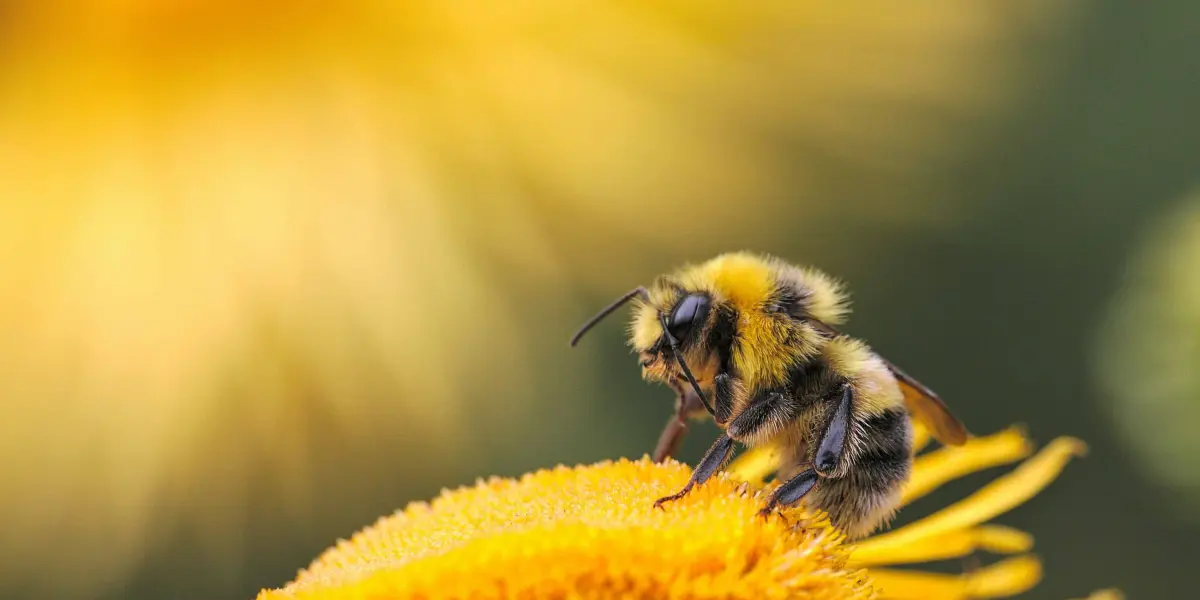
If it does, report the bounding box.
[758,384,853,518]
[653,369,735,462]
[653,433,735,510]
[652,412,688,463]
[725,388,795,442]
[713,372,735,425]
[653,381,710,462]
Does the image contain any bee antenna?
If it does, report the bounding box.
[660,314,716,418]
[569,286,650,347]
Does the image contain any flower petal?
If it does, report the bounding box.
[901,427,1033,507]
[1070,589,1125,600]
[911,419,933,455]
[963,556,1044,599]
[853,437,1087,554]
[869,554,1042,600]
[850,525,1033,567]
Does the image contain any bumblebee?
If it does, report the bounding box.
[570,252,968,538]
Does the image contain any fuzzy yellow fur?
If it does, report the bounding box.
[630,253,774,351]
[629,301,663,351]
[676,252,777,314]
[629,252,854,392]
[780,264,851,325]
[822,336,903,416]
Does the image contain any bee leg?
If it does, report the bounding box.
[652,365,736,462]
[652,413,688,463]
[757,468,819,519]
[653,384,708,462]
[725,389,794,441]
[713,372,735,425]
[653,433,735,510]
[814,385,853,477]
[758,385,853,518]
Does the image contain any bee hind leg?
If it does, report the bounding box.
[814,385,852,476]
[756,468,819,519]
[758,384,853,519]
[653,433,735,510]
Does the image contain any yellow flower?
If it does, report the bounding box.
[258,424,1088,600]
[1096,187,1200,521]
[1071,591,1125,600]
[0,4,1073,594]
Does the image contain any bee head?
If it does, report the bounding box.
[639,291,714,365]
[631,286,718,416]
[570,284,717,417]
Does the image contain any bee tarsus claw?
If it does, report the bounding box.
[652,481,696,512]
[652,493,684,511]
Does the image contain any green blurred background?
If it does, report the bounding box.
[0,2,1196,599]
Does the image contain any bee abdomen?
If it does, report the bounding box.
[787,406,913,539]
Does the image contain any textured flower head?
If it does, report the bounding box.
[259,423,1100,599]
[265,459,871,599]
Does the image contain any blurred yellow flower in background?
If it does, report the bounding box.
[1071,590,1125,600]
[259,424,1089,600]
[1095,185,1200,523]
[0,1,1074,597]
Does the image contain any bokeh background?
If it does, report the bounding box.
[1,2,1196,599]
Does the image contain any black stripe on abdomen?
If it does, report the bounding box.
[848,407,912,494]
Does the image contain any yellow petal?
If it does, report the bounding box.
[855,437,1087,555]
[870,554,1042,600]
[851,525,1033,567]
[911,419,933,455]
[901,427,1033,507]
[964,556,1044,599]
[1070,589,1125,600]
[726,441,783,483]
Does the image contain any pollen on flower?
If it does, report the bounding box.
[260,426,1089,600]
[257,458,876,600]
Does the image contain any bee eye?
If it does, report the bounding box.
[667,294,710,340]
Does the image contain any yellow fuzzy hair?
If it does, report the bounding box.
[628,252,854,390]
[822,336,902,415]
[770,258,852,326]
[629,299,666,351]
[628,252,777,354]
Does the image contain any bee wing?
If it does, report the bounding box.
[804,318,969,446]
[882,359,969,447]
